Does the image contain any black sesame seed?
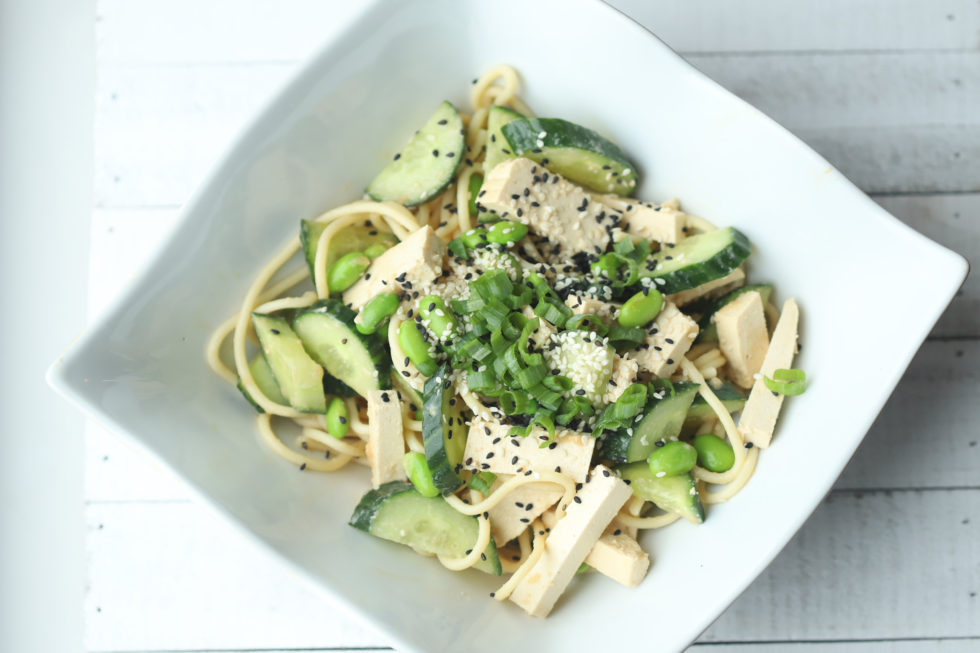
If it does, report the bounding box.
[393,153,401,160]
[573,496,582,504]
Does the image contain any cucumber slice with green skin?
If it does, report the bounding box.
[484,105,524,175]
[251,314,326,413]
[422,364,467,495]
[640,227,751,295]
[696,283,774,344]
[299,221,396,279]
[349,480,501,575]
[600,382,699,463]
[367,101,465,206]
[292,300,391,399]
[616,463,704,524]
[237,353,288,413]
[323,373,357,398]
[501,117,638,195]
[682,381,746,430]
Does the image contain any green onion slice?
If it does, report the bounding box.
[763,368,807,396]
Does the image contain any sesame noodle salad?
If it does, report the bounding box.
[206,65,805,617]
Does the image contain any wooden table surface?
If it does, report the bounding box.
[84,1,979,651]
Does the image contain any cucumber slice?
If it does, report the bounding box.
[616,463,704,524]
[367,101,465,206]
[500,117,638,195]
[600,382,699,463]
[299,221,396,279]
[683,381,746,428]
[237,353,288,413]
[422,364,467,495]
[484,105,523,175]
[696,283,774,344]
[349,480,501,575]
[642,227,751,295]
[251,313,325,413]
[292,300,391,399]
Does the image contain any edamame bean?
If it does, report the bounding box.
[461,227,488,249]
[692,433,735,472]
[327,251,371,292]
[363,242,389,259]
[618,287,664,327]
[325,397,349,438]
[356,291,399,335]
[398,320,438,376]
[647,440,697,478]
[402,452,439,497]
[486,220,528,245]
[419,295,457,340]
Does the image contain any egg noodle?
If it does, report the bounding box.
[205,64,789,594]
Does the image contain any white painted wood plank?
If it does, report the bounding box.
[700,489,980,642]
[93,52,980,208]
[96,0,980,65]
[874,193,980,338]
[614,0,980,53]
[84,490,980,650]
[836,341,980,490]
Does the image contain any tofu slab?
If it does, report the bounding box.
[509,465,632,616]
[627,302,699,378]
[342,226,445,310]
[714,290,770,388]
[488,475,563,545]
[478,158,612,259]
[365,389,406,488]
[463,419,595,483]
[739,299,800,448]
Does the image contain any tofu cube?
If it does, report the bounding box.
[343,226,445,310]
[603,356,639,404]
[714,290,770,388]
[627,302,699,377]
[564,294,616,323]
[739,299,800,448]
[463,419,595,483]
[365,389,406,488]
[509,465,632,617]
[488,474,563,545]
[584,523,650,587]
[478,158,612,259]
[624,204,685,245]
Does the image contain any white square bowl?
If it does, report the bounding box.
[50,0,967,651]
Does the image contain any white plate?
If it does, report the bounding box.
[49,0,967,650]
